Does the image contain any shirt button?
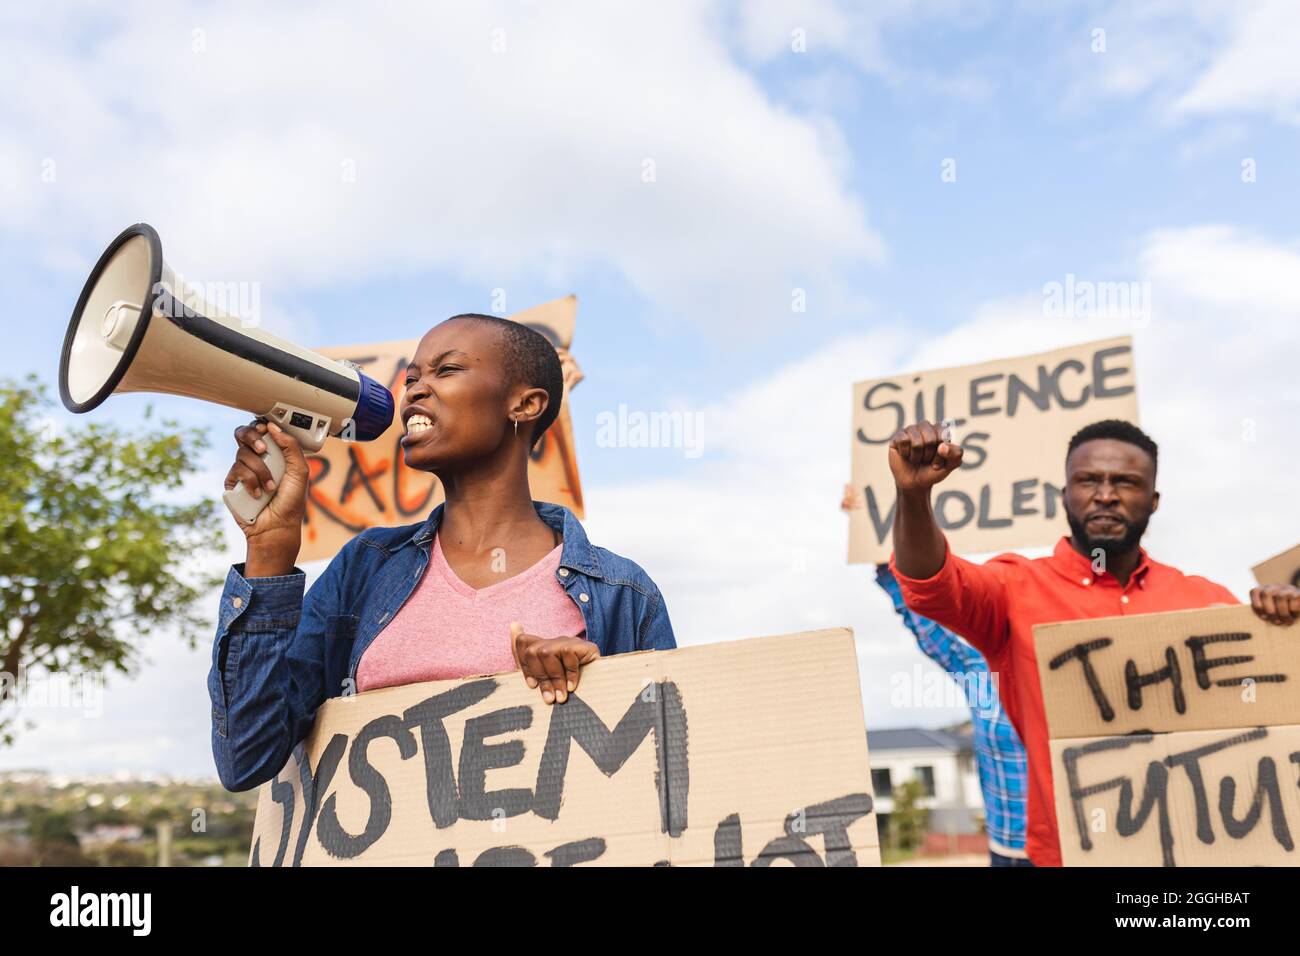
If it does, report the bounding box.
[1121,595,1130,605]
[232,597,244,609]
[579,592,589,603]
[1081,578,1091,586]
[559,568,569,577]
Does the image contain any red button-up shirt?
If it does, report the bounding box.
[891,537,1238,866]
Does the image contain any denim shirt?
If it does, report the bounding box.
[208,501,676,791]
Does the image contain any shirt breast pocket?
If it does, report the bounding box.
[324,614,360,698]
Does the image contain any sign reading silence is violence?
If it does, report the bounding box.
[848,336,1138,564]
[298,296,585,563]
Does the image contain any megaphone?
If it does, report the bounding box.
[58,223,394,524]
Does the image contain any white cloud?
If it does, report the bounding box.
[0,1,881,334]
[1139,224,1300,311]
[1063,0,1300,127]
[733,0,892,71]
[731,0,991,73]
[1173,0,1300,124]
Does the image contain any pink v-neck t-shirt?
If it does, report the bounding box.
[355,534,587,693]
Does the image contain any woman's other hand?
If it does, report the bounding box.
[510,621,600,704]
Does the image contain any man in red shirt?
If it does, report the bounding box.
[888,418,1300,866]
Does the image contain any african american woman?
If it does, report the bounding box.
[208,314,675,791]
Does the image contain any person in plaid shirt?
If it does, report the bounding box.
[844,482,1029,864]
[875,564,1030,866]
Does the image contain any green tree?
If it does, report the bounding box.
[25,808,94,866]
[889,778,931,851]
[27,808,79,847]
[0,376,224,745]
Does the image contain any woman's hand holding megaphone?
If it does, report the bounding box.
[226,420,310,578]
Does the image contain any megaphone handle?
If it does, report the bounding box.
[222,439,288,525]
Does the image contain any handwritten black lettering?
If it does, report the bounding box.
[532,681,689,837]
[457,705,534,821]
[473,846,536,867]
[713,813,744,867]
[1005,366,1052,416]
[1219,755,1293,849]
[976,485,1012,529]
[857,381,904,444]
[934,489,975,530]
[1092,345,1135,400]
[1010,478,1038,516]
[1062,734,1174,866]
[1163,727,1270,847]
[402,678,499,828]
[969,373,1004,416]
[1125,647,1185,715]
[1049,638,1116,722]
[544,838,607,867]
[1053,359,1090,408]
[316,714,417,859]
[1185,632,1286,689]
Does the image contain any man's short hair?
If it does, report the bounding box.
[1066,419,1158,473]
[446,313,564,449]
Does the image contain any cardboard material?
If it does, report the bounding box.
[247,629,880,867]
[298,296,585,562]
[1035,606,1300,866]
[1253,544,1300,588]
[847,336,1139,564]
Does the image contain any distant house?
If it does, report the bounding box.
[867,726,985,849]
[77,823,145,849]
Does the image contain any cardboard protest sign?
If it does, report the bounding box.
[247,629,880,867]
[298,296,586,562]
[1253,544,1300,589]
[847,337,1139,564]
[1035,606,1300,866]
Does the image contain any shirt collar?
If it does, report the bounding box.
[1050,536,1152,588]
[412,501,603,578]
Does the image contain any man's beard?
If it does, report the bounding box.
[1066,510,1150,560]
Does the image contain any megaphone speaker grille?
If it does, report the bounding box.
[59,223,163,413]
[351,373,396,441]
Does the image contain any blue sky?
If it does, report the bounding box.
[7,2,1300,484]
[3,1,1299,776]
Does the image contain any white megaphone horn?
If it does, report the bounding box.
[58,223,394,525]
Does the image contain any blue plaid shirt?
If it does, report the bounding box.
[876,566,1028,853]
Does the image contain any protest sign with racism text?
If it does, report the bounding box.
[298,296,586,563]
[1253,544,1300,589]
[1036,605,1300,867]
[247,629,880,867]
[848,336,1139,564]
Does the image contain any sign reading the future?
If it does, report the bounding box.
[1036,606,1300,867]
[247,630,880,867]
[847,336,1139,564]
